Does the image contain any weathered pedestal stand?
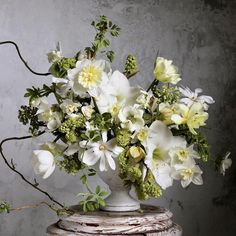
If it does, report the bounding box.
[47,205,182,236]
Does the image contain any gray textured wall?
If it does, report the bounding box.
[0,0,235,235]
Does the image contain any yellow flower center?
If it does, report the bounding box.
[110,104,120,116]
[78,65,102,88]
[180,169,193,180]
[176,149,189,162]
[99,144,106,151]
[137,129,148,142]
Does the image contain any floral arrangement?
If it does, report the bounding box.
[0,16,232,214]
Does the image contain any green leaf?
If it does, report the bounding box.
[80,175,87,184]
[98,191,108,197]
[106,51,114,63]
[95,185,101,194]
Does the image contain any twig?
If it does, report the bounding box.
[0,132,64,208]
[0,41,51,76]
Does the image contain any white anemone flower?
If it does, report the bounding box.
[118,105,145,132]
[220,152,232,176]
[171,159,203,188]
[179,86,215,110]
[80,132,123,171]
[144,121,186,189]
[68,59,110,96]
[32,150,55,179]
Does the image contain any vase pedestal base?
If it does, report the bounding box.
[47,205,182,236]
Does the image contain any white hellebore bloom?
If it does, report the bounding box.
[144,121,186,189]
[80,132,123,171]
[154,57,181,84]
[118,105,145,132]
[169,144,200,166]
[179,86,215,110]
[81,105,94,119]
[32,150,55,179]
[96,70,140,115]
[172,159,203,188]
[220,152,232,176]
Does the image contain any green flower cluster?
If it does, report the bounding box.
[135,171,162,200]
[0,201,10,214]
[153,85,180,104]
[57,155,85,175]
[118,150,162,200]
[59,114,85,142]
[116,128,131,147]
[124,54,138,78]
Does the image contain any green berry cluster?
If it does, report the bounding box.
[153,85,180,104]
[59,114,85,142]
[124,54,138,77]
[57,155,85,175]
[116,129,131,147]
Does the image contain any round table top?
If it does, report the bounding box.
[47,205,182,236]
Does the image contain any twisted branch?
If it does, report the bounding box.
[0,132,64,208]
[0,41,51,76]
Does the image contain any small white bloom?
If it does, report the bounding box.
[136,90,154,110]
[32,150,55,179]
[220,152,232,176]
[179,86,215,110]
[60,99,80,115]
[81,105,94,119]
[80,132,123,171]
[154,57,181,84]
[172,159,203,188]
[118,105,145,132]
[47,50,62,63]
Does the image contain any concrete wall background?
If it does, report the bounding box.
[0,0,235,235]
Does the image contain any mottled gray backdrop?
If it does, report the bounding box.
[0,0,235,235]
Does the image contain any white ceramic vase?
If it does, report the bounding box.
[97,165,140,212]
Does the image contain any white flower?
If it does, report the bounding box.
[32,150,55,179]
[159,103,180,125]
[171,103,208,135]
[80,132,123,171]
[81,105,94,119]
[60,99,80,115]
[47,50,62,63]
[96,70,140,115]
[154,57,181,84]
[68,59,110,96]
[179,86,215,110]
[172,159,203,188]
[220,152,232,176]
[118,105,145,132]
[136,90,155,110]
[169,144,200,166]
[144,121,186,189]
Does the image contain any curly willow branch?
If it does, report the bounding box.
[0,132,64,208]
[0,41,51,76]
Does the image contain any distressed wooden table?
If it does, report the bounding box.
[47,205,182,236]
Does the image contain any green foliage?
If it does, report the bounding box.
[59,114,85,142]
[91,112,112,130]
[49,57,76,78]
[85,15,120,61]
[116,128,131,147]
[18,105,43,135]
[153,85,180,104]
[124,54,138,78]
[0,201,10,214]
[172,126,210,162]
[57,154,85,175]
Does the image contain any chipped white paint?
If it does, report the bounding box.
[47,205,182,235]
